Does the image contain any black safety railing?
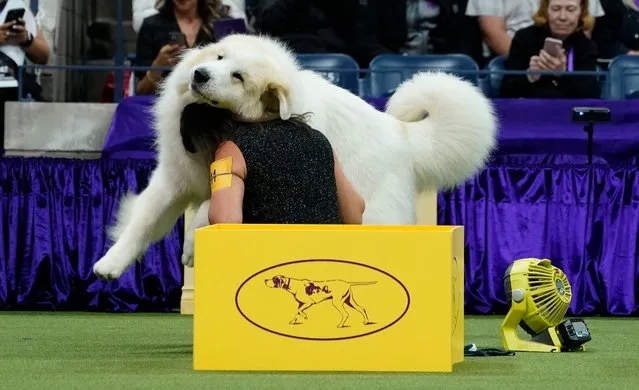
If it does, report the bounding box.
[18,63,639,103]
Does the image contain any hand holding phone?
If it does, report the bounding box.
[3,8,25,34]
[169,31,187,47]
[543,37,563,58]
[4,8,25,23]
[0,9,29,46]
[11,18,25,30]
[154,33,186,68]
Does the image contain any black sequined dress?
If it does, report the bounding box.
[230,120,342,224]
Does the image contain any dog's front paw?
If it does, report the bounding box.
[93,256,128,280]
[181,230,195,267]
[181,242,195,268]
[181,251,194,267]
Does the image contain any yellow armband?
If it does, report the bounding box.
[210,157,233,193]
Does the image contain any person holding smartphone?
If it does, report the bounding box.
[0,1,50,151]
[134,0,226,96]
[499,0,600,98]
[0,1,50,79]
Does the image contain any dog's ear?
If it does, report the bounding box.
[260,83,291,120]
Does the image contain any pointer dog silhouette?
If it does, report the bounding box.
[265,275,376,327]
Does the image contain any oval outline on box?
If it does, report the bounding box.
[235,259,411,341]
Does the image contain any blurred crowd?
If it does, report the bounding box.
[126,0,639,100]
[0,0,606,105]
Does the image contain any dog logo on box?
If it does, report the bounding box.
[235,259,410,341]
[264,275,376,328]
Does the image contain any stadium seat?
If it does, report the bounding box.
[606,55,639,99]
[595,65,607,99]
[296,53,361,95]
[484,55,506,98]
[368,54,480,97]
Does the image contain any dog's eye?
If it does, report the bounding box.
[232,72,244,82]
[217,55,223,60]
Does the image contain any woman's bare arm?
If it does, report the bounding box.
[208,141,247,224]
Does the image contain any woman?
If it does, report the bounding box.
[499,0,600,98]
[132,0,246,33]
[180,104,365,225]
[135,0,223,96]
[592,0,639,60]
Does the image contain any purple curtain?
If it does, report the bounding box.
[1,157,637,316]
[0,157,184,312]
[439,156,639,316]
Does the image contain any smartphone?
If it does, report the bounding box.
[212,18,247,39]
[543,37,563,58]
[168,31,187,46]
[4,8,25,24]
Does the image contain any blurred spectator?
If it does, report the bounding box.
[0,0,49,98]
[135,0,225,96]
[466,0,603,62]
[133,0,247,33]
[87,22,114,60]
[0,0,50,151]
[354,0,483,68]
[592,0,639,60]
[253,0,357,56]
[499,0,600,98]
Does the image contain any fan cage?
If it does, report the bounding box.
[526,263,572,325]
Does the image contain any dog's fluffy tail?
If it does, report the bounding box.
[386,72,498,191]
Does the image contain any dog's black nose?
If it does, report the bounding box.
[193,68,210,84]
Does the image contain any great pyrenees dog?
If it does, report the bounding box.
[93,34,497,280]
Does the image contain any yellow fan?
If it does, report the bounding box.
[500,258,591,352]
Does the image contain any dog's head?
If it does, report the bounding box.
[264,275,289,289]
[167,34,299,122]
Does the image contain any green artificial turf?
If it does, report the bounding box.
[0,312,637,389]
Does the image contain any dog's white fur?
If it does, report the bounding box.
[92,34,497,279]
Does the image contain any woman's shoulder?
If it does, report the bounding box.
[569,31,598,53]
[139,12,175,31]
[513,25,546,41]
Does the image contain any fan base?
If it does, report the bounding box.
[501,300,591,353]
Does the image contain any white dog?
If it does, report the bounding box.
[92,34,497,279]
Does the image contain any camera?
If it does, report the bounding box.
[573,107,612,164]
[572,107,611,123]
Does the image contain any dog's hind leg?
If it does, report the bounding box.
[331,297,350,328]
[181,199,210,267]
[345,294,371,325]
[93,166,190,280]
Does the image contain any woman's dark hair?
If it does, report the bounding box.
[180,103,314,164]
[155,0,222,40]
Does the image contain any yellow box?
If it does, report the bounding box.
[193,224,464,373]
